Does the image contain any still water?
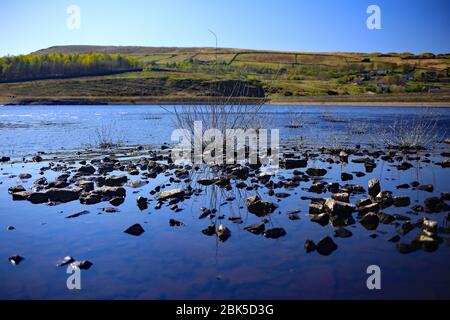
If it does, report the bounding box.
[0,105,449,299]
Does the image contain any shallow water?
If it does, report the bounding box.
[0,105,449,300]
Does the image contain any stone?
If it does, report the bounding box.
[360,212,380,230]
[169,219,185,227]
[306,168,327,177]
[56,256,74,267]
[71,260,93,270]
[282,159,307,169]
[424,197,446,213]
[46,188,80,203]
[137,196,148,210]
[91,186,126,199]
[316,236,338,256]
[78,165,96,175]
[368,178,380,197]
[158,188,185,201]
[105,175,128,186]
[12,191,30,201]
[8,185,26,194]
[65,210,90,219]
[124,223,145,236]
[109,197,125,206]
[264,228,287,239]
[201,223,216,236]
[332,192,349,203]
[375,191,393,207]
[393,196,411,207]
[244,222,265,235]
[358,203,380,215]
[334,227,353,238]
[217,224,231,242]
[341,172,353,181]
[197,179,215,186]
[9,255,24,265]
[304,240,316,253]
[311,213,329,227]
[19,173,32,180]
[309,203,324,215]
[418,184,434,192]
[324,198,355,219]
[27,192,49,204]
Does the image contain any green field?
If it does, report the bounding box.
[1,45,449,105]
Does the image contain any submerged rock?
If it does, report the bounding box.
[124,223,145,236]
[316,236,338,256]
[334,227,353,238]
[359,212,380,230]
[424,197,447,213]
[9,255,24,265]
[202,223,216,236]
[393,196,411,207]
[169,219,185,227]
[66,210,90,219]
[244,222,265,235]
[304,240,317,253]
[264,227,287,239]
[311,213,329,227]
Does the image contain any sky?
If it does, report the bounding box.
[0,0,449,56]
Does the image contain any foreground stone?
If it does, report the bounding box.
[317,236,338,256]
[124,224,145,236]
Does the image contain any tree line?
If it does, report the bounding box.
[0,53,140,82]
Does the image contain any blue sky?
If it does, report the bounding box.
[0,0,449,56]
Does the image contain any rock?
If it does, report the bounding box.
[375,191,393,207]
[306,168,327,177]
[46,188,80,203]
[397,162,413,170]
[137,196,148,210]
[109,197,125,206]
[56,256,74,267]
[339,151,349,163]
[264,228,287,239]
[396,243,420,254]
[309,203,324,215]
[441,159,450,168]
[71,260,93,270]
[288,212,300,220]
[66,210,90,219]
[282,159,307,169]
[76,180,94,192]
[1,156,11,162]
[7,225,15,231]
[334,227,353,238]
[393,196,411,207]
[169,219,185,227]
[32,155,43,162]
[100,207,120,213]
[324,198,355,219]
[124,223,145,236]
[396,183,410,189]
[418,184,434,192]
[368,178,380,197]
[341,172,353,181]
[19,173,32,180]
[360,212,380,230]
[27,192,49,204]
[311,213,329,227]
[441,192,450,201]
[197,179,215,186]
[80,194,102,205]
[378,212,395,224]
[158,188,185,201]
[217,224,231,242]
[422,219,438,233]
[78,165,96,175]
[9,255,24,265]
[246,196,277,217]
[8,185,26,194]
[356,198,372,208]
[399,221,416,236]
[127,180,147,188]
[388,235,401,242]
[91,186,126,198]
[244,222,265,235]
[12,191,30,201]
[201,223,216,236]
[358,203,380,215]
[105,175,128,186]
[304,240,316,253]
[275,192,290,198]
[424,197,446,213]
[246,195,261,206]
[316,236,338,256]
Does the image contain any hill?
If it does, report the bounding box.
[1,45,449,105]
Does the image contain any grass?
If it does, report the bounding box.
[1,46,449,104]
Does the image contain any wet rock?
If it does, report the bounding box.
[393,196,411,207]
[324,198,355,219]
[56,256,74,267]
[421,219,438,233]
[316,236,338,256]
[1,156,11,162]
[78,165,96,175]
[397,162,413,170]
[411,204,424,212]
[341,172,353,181]
[358,203,380,215]
[308,182,326,193]
[91,186,126,199]
[199,207,212,219]
[124,223,145,236]
[76,180,94,192]
[418,184,434,192]
[12,191,30,201]
[8,185,26,194]
[360,212,380,230]
[169,219,185,227]
[19,173,32,180]
[244,222,266,235]
[246,196,277,217]
[105,175,128,187]
[368,178,380,197]
[396,243,420,254]
[201,223,216,236]
[66,210,90,219]
[264,227,287,239]
[399,221,416,236]
[128,180,147,188]
[339,151,349,163]
[28,192,49,204]
[327,182,340,193]
[158,188,185,201]
[288,211,301,220]
[46,180,69,189]
[334,227,352,238]
[441,192,450,201]
[356,198,372,208]
[306,168,327,177]
[109,197,125,206]
[282,159,307,169]
[304,240,317,253]
[375,191,393,208]
[32,155,43,162]
[378,212,395,224]
[100,207,119,213]
[388,235,401,242]
[71,260,93,270]
[441,159,450,168]
[137,196,148,210]
[309,202,324,215]
[396,183,410,189]
[197,179,215,186]
[311,213,329,227]
[7,225,15,231]
[46,188,81,203]
[424,197,447,213]
[275,192,290,198]
[9,255,24,265]
[217,224,231,242]
[80,194,102,205]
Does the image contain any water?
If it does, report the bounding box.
[0,105,449,299]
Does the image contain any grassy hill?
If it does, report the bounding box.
[1,45,450,105]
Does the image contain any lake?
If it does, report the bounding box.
[0,105,449,299]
